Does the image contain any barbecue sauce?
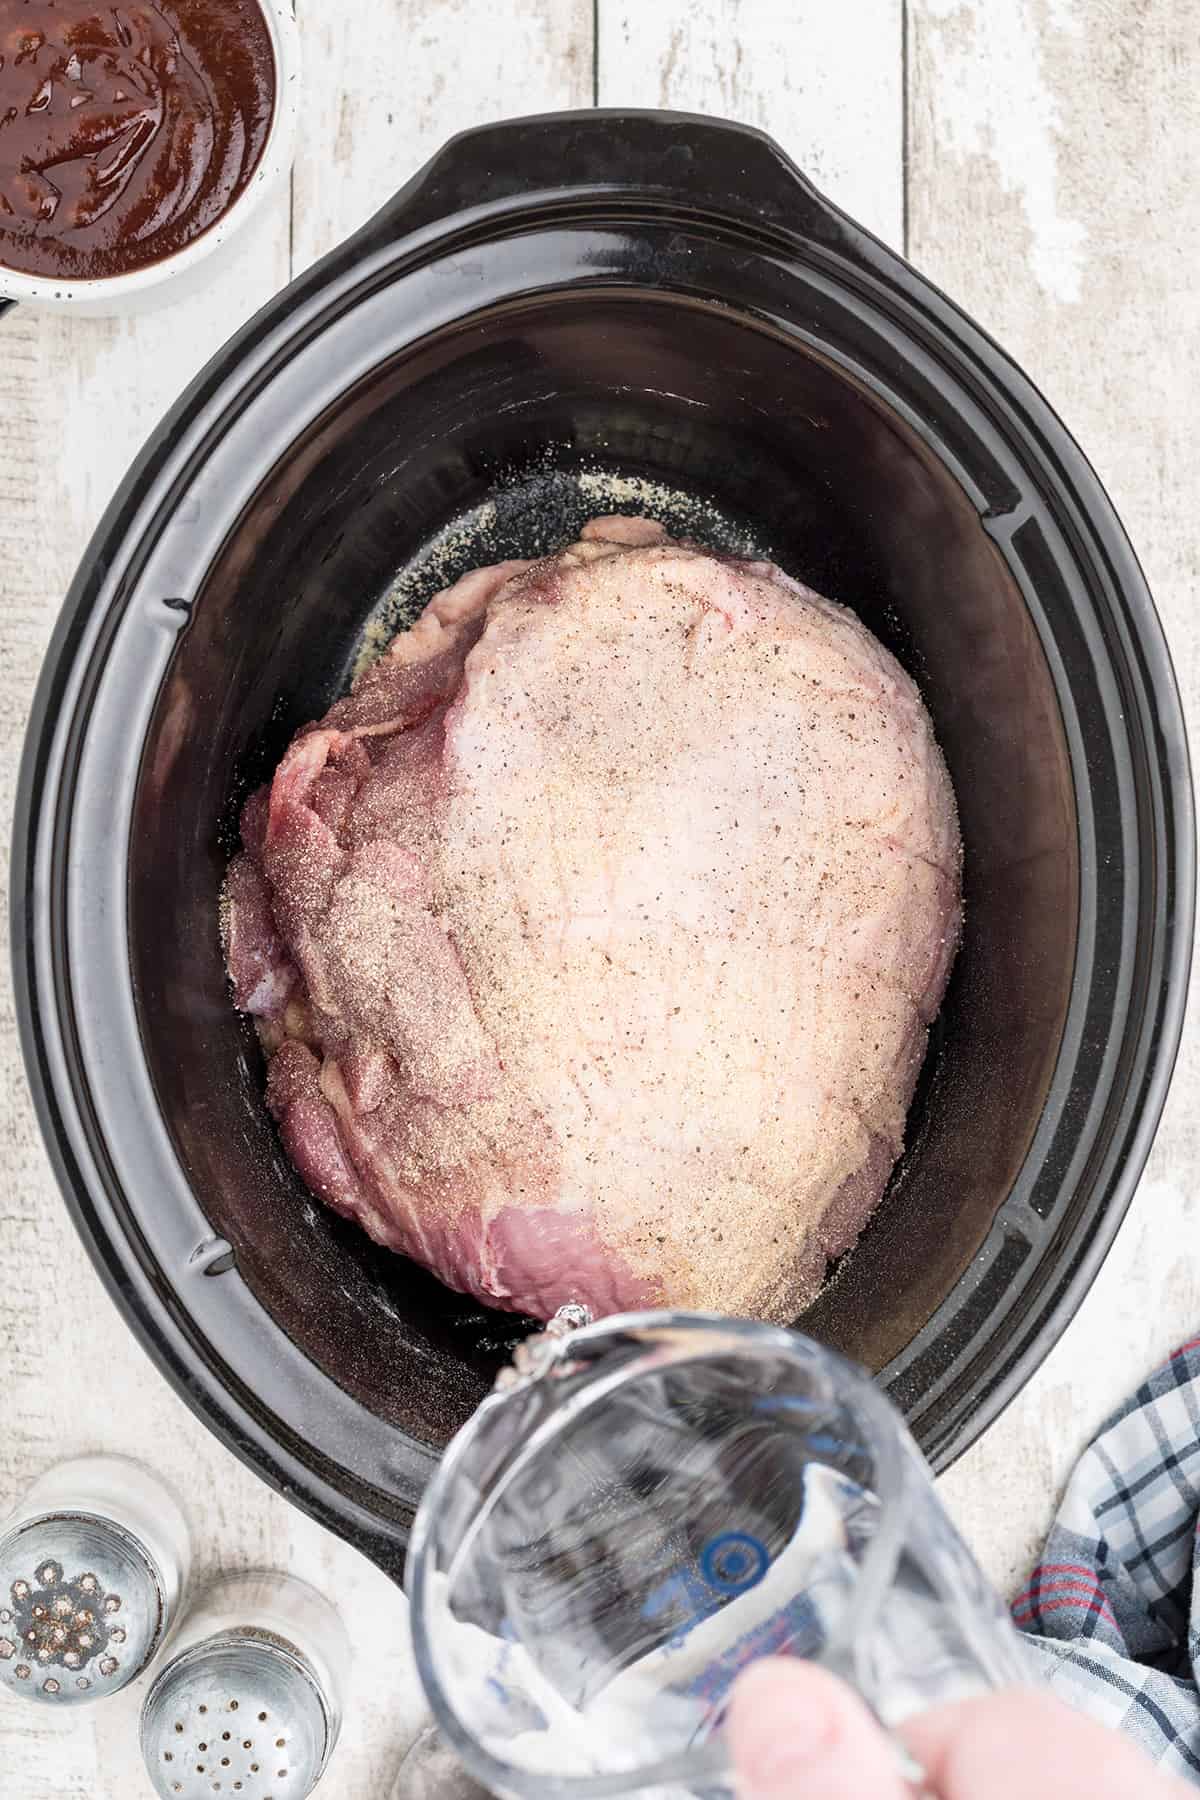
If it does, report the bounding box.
[0,0,275,281]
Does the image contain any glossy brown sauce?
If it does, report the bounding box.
[0,1,275,281]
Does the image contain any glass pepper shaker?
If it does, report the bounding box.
[0,1452,190,1707]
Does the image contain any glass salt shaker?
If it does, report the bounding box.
[0,1453,190,1707]
[140,1571,349,1800]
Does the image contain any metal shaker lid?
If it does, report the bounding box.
[141,1635,334,1800]
[0,1512,166,1706]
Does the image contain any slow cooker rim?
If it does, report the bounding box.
[10,111,1194,1564]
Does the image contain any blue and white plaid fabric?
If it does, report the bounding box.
[1018,1337,1200,1785]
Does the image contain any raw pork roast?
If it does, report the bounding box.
[224,517,961,1323]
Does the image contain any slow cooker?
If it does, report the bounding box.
[12,112,1193,1578]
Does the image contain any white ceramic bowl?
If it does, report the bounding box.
[0,0,300,314]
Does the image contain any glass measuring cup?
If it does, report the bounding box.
[407,1311,1025,1799]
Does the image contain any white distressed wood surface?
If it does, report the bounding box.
[1,1,1197,1793]
[911,0,1200,1593]
[598,0,903,243]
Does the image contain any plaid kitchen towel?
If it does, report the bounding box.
[1017,1336,1200,1784]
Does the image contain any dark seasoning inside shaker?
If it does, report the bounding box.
[0,0,276,281]
[0,1516,165,1707]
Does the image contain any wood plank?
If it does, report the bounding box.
[290,0,594,270]
[909,0,1200,1593]
[598,0,904,245]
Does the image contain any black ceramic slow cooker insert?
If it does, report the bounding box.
[12,112,1193,1577]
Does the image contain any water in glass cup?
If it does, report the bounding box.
[407,1312,1025,1799]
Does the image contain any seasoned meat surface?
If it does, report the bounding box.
[224,517,961,1322]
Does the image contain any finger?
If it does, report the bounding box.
[726,1658,913,1800]
[902,1688,1195,1800]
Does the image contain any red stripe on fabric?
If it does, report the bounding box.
[1173,1337,1200,1357]
[1013,1581,1107,1618]
[1012,1564,1108,1607]
[1017,1573,1105,1595]
[1017,1593,1115,1622]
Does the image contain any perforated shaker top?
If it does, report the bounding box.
[0,1514,164,1706]
[141,1637,332,1800]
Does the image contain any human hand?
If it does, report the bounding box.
[728,1658,1193,1798]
